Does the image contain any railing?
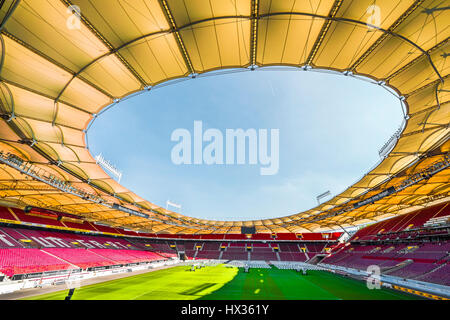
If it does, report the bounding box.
[378,120,406,158]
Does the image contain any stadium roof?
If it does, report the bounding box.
[0,0,448,234]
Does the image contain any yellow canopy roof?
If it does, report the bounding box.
[0,0,448,234]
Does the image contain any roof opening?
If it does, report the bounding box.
[88,68,403,221]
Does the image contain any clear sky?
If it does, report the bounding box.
[88,68,404,221]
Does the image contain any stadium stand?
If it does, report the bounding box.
[321,203,450,286]
[42,248,115,269]
[0,248,74,277]
[0,202,449,288]
[0,222,172,277]
[351,202,449,241]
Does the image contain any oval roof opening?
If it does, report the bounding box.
[89,68,404,220]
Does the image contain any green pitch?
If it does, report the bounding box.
[24,264,421,300]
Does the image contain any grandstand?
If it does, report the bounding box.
[0,0,448,302]
[0,194,449,300]
[320,202,450,287]
[0,202,448,298]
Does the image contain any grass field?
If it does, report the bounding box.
[25,265,421,300]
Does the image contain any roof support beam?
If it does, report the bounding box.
[386,37,450,83]
[1,31,115,101]
[250,0,259,66]
[406,74,449,98]
[0,79,92,115]
[257,11,443,82]
[60,0,147,88]
[305,0,343,66]
[118,221,149,228]
[159,0,194,75]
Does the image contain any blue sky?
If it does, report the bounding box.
[88,69,404,221]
